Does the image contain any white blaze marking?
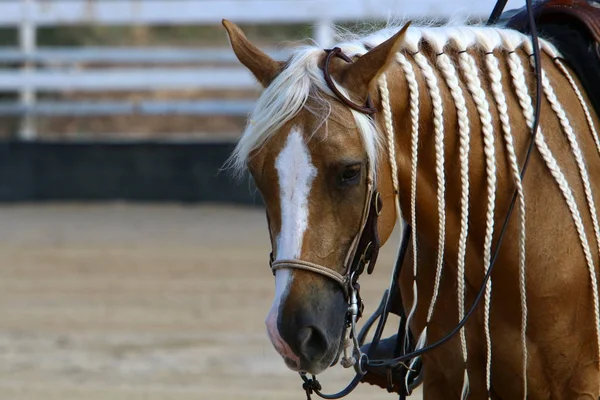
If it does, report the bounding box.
[275,128,317,260]
[265,128,317,364]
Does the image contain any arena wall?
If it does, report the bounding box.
[0,141,261,204]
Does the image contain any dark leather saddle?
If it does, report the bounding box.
[504,0,600,115]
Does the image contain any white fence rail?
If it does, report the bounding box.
[0,0,517,26]
[0,47,292,64]
[0,0,521,139]
[0,68,257,91]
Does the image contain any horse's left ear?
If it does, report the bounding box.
[341,22,411,97]
[222,19,285,87]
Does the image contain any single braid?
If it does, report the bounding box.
[395,53,422,390]
[459,49,496,398]
[534,41,600,156]
[378,74,400,197]
[436,49,472,399]
[396,52,420,292]
[405,48,446,376]
[426,52,465,323]
[553,59,600,156]
[485,50,528,399]
[379,71,423,393]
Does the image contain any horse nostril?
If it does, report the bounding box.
[297,326,328,363]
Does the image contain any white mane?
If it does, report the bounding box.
[228,22,561,179]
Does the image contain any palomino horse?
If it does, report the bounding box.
[223,14,600,399]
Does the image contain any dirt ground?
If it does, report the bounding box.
[0,204,422,399]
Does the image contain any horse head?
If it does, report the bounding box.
[223,20,408,374]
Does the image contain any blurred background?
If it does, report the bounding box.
[0,1,523,399]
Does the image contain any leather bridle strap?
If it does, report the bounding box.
[272,259,347,290]
[323,47,378,115]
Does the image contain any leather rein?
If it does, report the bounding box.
[269,2,544,397]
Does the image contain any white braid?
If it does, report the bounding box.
[394,53,422,390]
[426,52,461,323]
[459,49,496,398]
[378,72,408,341]
[379,74,420,392]
[540,41,600,154]
[409,49,446,355]
[507,50,600,367]
[378,73,402,244]
[395,53,420,312]
[434,49,471,398]
[378,74,400,199]
[553,59,600,157]
[485,50,528,399]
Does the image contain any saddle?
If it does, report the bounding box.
[360,1,600,396]
[505,0,600,115]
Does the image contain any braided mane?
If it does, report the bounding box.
[229,24,566,178]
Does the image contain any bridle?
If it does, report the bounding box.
[266,0,544,398]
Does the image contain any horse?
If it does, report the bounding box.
[222,11,600,399]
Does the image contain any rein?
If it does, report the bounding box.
[269,1,544,398]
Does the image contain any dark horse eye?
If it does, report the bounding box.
[339,163,361,185]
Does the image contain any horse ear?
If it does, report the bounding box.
[222,19,284,87]
[341,22,411,96]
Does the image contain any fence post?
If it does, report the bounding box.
[314,18,334,48]
[19,0,37,140]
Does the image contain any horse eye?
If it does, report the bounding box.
[339,164,361,185]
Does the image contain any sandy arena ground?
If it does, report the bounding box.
[0,204,422,399]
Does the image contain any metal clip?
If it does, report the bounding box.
[348,290,359,317]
